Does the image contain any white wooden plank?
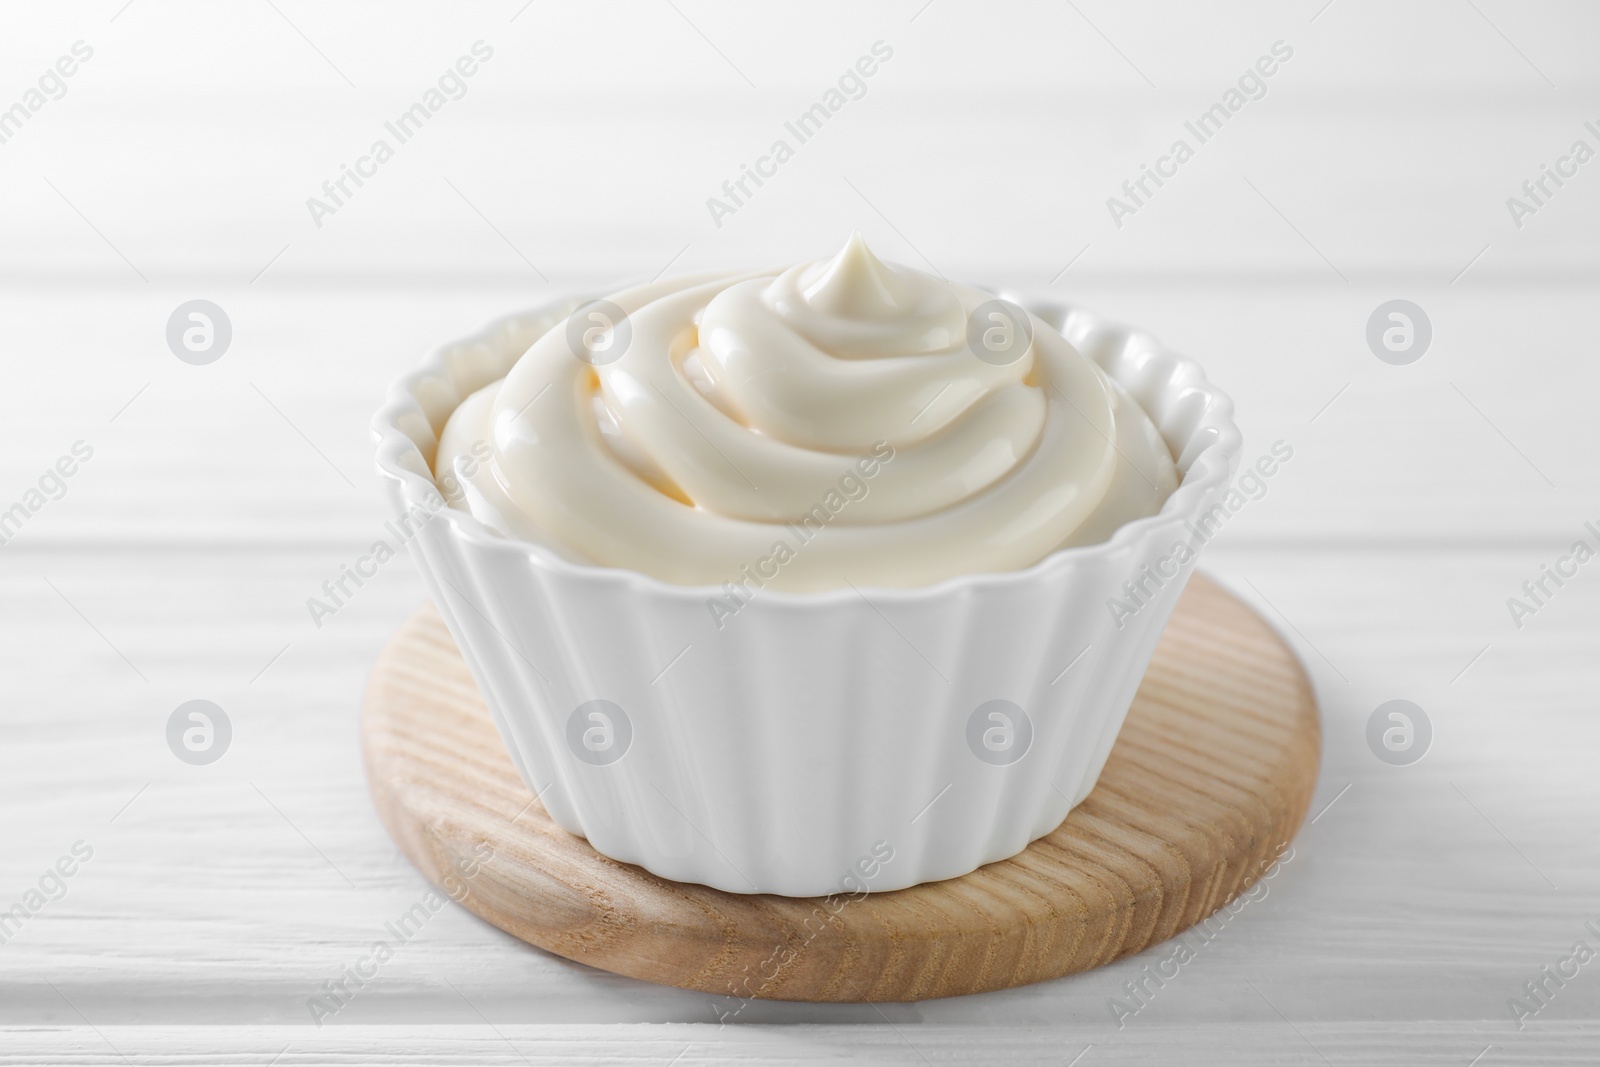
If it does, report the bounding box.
[0,1022,1592,1066]
[4,98,1597,282]
[0,281,1592,552]
[1,546,1595,1036]
[2,3,1598,282]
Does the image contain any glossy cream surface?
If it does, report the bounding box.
[435,236,1178,591]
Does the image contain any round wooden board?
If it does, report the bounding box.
[362,572,1320,1003]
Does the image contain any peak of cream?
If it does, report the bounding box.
[803,232,919,319]
[435,237,1179,591]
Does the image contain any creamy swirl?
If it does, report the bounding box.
[435,235,1178,591]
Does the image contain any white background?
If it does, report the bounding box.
[1,1,1597,1063]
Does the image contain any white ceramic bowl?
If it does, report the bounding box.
[371,291,1241,897]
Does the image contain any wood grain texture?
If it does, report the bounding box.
[361,572,1320,1002]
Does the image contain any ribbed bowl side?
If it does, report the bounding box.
[372,294,1241,896]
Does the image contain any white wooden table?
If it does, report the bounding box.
[3,1,1597,1062]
